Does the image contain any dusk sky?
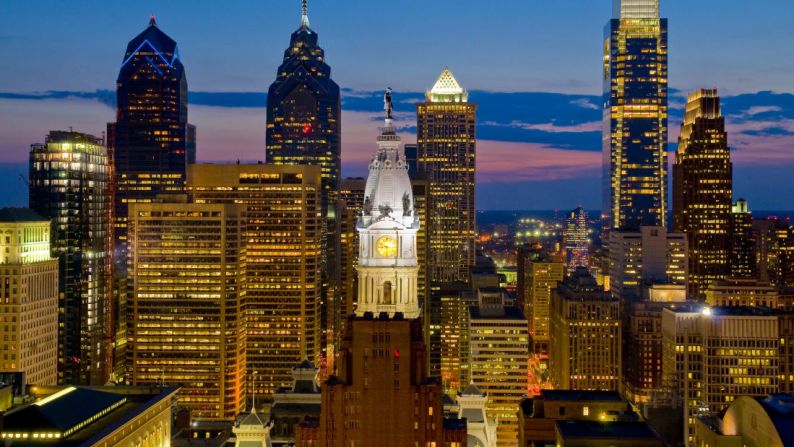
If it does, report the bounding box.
[2,0,794,210]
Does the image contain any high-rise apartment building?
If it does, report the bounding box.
[29,130,112,385]
[468,289,529,447]
[314,115,466,447]
[603,0,668,230]
[517,243,565,355]
[265,2,342,364]
[661,305,790,444]
[673,89,733,298]
[0,208,58,385]
[731,199,756,279]
[108,17,195,378]
[417,67,477,284]
[609,226,688,300]
[550,268,621,391]
[564,206,590,272]
[127,201,245,420]
[187,164,322,397]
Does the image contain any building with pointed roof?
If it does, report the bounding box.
[265,0,342,367]
[456,382,497,447]
[312,108,466,447]
[417,67,477,285]
[108,16,195,378]
[233,408,272,447]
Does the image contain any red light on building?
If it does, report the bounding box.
[302,124,312,135]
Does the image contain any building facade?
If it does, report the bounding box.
[108,16,195,378]
[187,164,322,397]
[417,67,477,284]
[550,269,621,391]
[0,208,58,386]
[127,202,245,420]
[517,243,565,355]
[603,0,668,230]
[731,199,757,279]
[608,226,688,300]
[673,89,733,298]
[29,130,112,385]
[468,290,529,447]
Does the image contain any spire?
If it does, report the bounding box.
[300,0,310,28]
[149,14,157,27]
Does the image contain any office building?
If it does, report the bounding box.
[661,306,785,443]
[608,226,687,300]
[731,199,757,279]
[417,67,477,284]
[550,269,621,391]
[564,206,590,272]
[108,16,196,378]
[435,282,473,393]
[315,115,466,446]
[673,89,733,298]
[127,201,246,420]
[338,178,366,331]
[0,208,58,386]
[704,278,780,308]
[468,288,529,447]
[268,360,322,446]
[187,163,322,397]
[554,420,665,447]
[517,243,565,355]
[603,0,668,230]
[29,130,111,385]
[0,385,177,446]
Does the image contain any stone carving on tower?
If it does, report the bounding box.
[355,94,420,319]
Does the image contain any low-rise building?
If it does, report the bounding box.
[694,394,794,447]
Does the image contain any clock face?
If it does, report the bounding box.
[376,236,397,257]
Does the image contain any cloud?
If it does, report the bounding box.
[570,98,599,110]
[742,105,783,116]
[484,120,602,133]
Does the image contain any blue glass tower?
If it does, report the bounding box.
[603,0,668,231]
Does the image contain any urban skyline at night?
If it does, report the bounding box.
[2,1,794,210]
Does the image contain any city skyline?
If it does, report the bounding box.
[1,2,794,210]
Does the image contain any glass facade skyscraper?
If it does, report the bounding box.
[108,17,195,378]
[29,130,112,385]
[265,4,341,363]
[603,0,668,231]
[417,67,477,284]
[673,89,733,297]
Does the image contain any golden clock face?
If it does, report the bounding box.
[376,236,397,257]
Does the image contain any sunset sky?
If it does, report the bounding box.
[2,0,794,210]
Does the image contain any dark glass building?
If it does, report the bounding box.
[673,89,733,297]
[265,3,341,362]
[603,0,668,231]
[107,16,195,378]
[29,130,112,385]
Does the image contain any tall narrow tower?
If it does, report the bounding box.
[315,98,466,446]
[673,89,733,297]
[108,17,195,378]
[417,67,477,284]
[265,0,342,361]
[603,0,668,231]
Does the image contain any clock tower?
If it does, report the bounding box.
[355,115,420,318]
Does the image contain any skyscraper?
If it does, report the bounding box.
[265,1,341,363]
[108,16,195,378]
[673,89,733,297]
[730,199,756,279]
[187,164,322,397]
[0,208,58,386]
[564,206,590,272]
[29,130,112,386]
[315,111,466,446]
[417,67,477,284]
[603,0,668,230]
[127,201,245,420]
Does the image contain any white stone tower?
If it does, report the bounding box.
[355,110,420,319]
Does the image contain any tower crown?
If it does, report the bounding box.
[427,67,467,103]
[355,99,420,319]
[612,0,659,19]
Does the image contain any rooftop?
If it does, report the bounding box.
[0,208,47,223]
[556,420,660,440]
[540,390,623,402]
[469,305,525,321]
